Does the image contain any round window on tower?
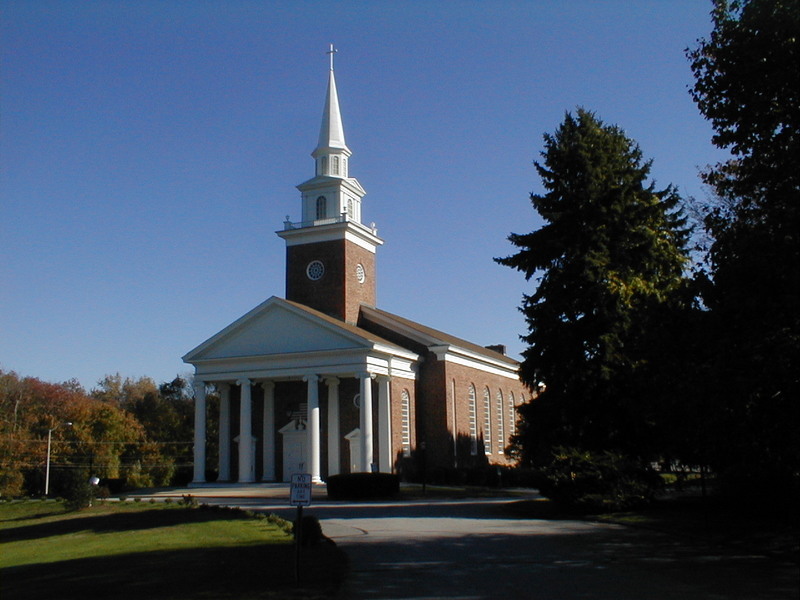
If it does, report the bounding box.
[356,263,366,284]
[306,260,325,281]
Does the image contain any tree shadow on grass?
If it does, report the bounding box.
[1,506,242,544]
[1,507,68,524]
[2,539,347,600]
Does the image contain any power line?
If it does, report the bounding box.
[3,438,192,445]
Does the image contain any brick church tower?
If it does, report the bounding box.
[277,45,383,324]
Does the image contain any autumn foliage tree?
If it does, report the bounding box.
[91,374,195,484]
[0,370,194,497]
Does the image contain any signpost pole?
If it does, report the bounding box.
[295,504,303,583]
[289,473,312,585]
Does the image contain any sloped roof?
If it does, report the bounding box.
[360,305,519,367]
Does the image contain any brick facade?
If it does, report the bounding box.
[442,361,526,468]
[357,313,527,472]
[286,238,376,323]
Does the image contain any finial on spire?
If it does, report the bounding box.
[327,43,337,71]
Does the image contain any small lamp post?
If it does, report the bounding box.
[45,421,72,496]
[88,475,101,507]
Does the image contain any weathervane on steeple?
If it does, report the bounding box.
[327,43,337,71]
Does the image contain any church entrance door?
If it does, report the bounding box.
[345,428,361,473]
[279,421,307,482]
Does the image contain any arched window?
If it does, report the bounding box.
[468,384,477,455]
[401,389,411,457]
[496,390,504,454]
[342,157,347,177]
[347,198,354,219]
[483,387,492,454]
[321,156,328,175]
[508,392,516,438]
[316,196,327,220]
[332,156,339,175]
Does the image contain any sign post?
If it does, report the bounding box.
[290,473,312,583]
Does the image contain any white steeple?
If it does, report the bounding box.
[312,44,351,177]
[294,44,367,226]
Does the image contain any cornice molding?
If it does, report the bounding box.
[277,219,383,251]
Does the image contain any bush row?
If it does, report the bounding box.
[326,473,399,500]
[535,447,661,513]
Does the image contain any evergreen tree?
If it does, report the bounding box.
[687,0,800,495]
[497,109,691,463]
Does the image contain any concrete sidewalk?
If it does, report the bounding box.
[126,483,326,500]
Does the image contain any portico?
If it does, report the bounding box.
[183,296,418,484]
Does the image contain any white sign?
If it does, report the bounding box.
[290,473,312,506]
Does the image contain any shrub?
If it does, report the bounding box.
[326,473,399,500]
[62,471,96,510]
[536,447,660,513]
[180,494,198,507]
[267,513,293,535]
[293,514,323,546]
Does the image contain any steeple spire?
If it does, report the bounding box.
[314,44,350,163]
[294,44,367,227]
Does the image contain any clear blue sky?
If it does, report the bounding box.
[1,1,725,390]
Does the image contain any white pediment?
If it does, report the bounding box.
[183,297,371,362]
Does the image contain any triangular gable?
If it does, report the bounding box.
[183,296,379,363]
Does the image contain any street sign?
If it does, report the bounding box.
[290,473,312,506]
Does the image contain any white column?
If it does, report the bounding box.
[378,376,392,473]
[192,380,207,483]
[218,384,231,481]
[326,377,340,477]
[261,381,276,481]
[359,372,374,472]
[238,378,254,483]
[304,374,322,483]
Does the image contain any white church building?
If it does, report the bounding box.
[183,48,528,484]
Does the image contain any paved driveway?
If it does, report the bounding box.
[318,499,797,600]
[138,486,798,600]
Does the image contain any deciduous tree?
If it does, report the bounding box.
[687,0,800,495]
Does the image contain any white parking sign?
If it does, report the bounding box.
[290,473,312,506]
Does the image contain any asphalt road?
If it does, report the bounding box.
[138,487,798,600]
[315,498,797,600]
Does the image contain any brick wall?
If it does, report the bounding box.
[442,361,527,468]
[285,238,376,323]
[413,358,525,470]
[342,241,376,322]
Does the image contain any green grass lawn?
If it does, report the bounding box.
[1,500,346,600]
